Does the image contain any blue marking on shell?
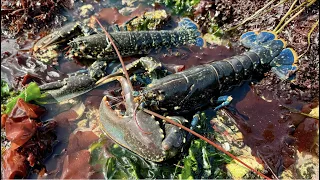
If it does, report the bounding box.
[178,18,204,47]
[271,65,297,80]
[240,32,258,48]
[194,30,201,37]
[256,31,276,44]
[250,46,273,64]
[178,18,198,30]
[195,37,204,47]
[270,48,296,67]
[262,39,285,59]
[240,31,256,40]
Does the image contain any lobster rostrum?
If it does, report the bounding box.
[33,18,204,64]
[97,20,298,162]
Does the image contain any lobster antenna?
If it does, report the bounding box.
[227,0,277,31]
[93,16,134,91]
[143,108,272,180]
[274,0,317,34]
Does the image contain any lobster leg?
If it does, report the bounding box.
[37,74,96,104]
[185,112,201,142]
[112,24,121,32]
[116,57,163,74]
[212,95,233,111]
[122,16,138,31]
[113,57,167,85]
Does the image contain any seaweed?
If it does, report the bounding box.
[2,98,56,179]
[89,112,232,179]
[156,0,201,15]
[1,80,19,114]
[1,0,74,37]
[4,82,42,114]
[178,139,232,179]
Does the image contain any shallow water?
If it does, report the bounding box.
[1,0,318,179]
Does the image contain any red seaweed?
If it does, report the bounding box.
[46,131,101,179]
[5,98,45,148]
[94,5,154,26]
[2,98,57,179]
[60,150,92,179]
[2,148,28,179]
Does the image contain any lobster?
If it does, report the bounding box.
[33,18,204,65]
[96,28,298,162]
[36,19,298,163]
[34,15,299,163]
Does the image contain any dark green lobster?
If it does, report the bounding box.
[98,29,298,162]
[36,19,298,162]
[33,18,204,64]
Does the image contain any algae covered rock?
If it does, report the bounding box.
[126,10,170,31]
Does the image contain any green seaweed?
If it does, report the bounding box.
[1,80,19,114]
[90,111,232,179]
[4,82,42,114]
[1,80,10,97]
[90,138,179,179]
[178,139,232,179]
[156,0,201,15]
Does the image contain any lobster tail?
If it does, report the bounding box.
[240,31,298,80]
[240,31,278,48]
[270,48,298,80]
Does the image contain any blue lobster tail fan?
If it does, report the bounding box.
[178,18,198,30]
[178,18,205,47]
[241,31,297,80]
[195,37,205,47]
[240,31,256,39]
[270,48,298,80]
[256,31,277,44]
[241,31,278,48]
[270,48,297,66]
[272,65,297,80]
[240,31,258,48]
[264,39,286,59]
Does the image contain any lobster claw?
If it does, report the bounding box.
[99,76,186,162]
